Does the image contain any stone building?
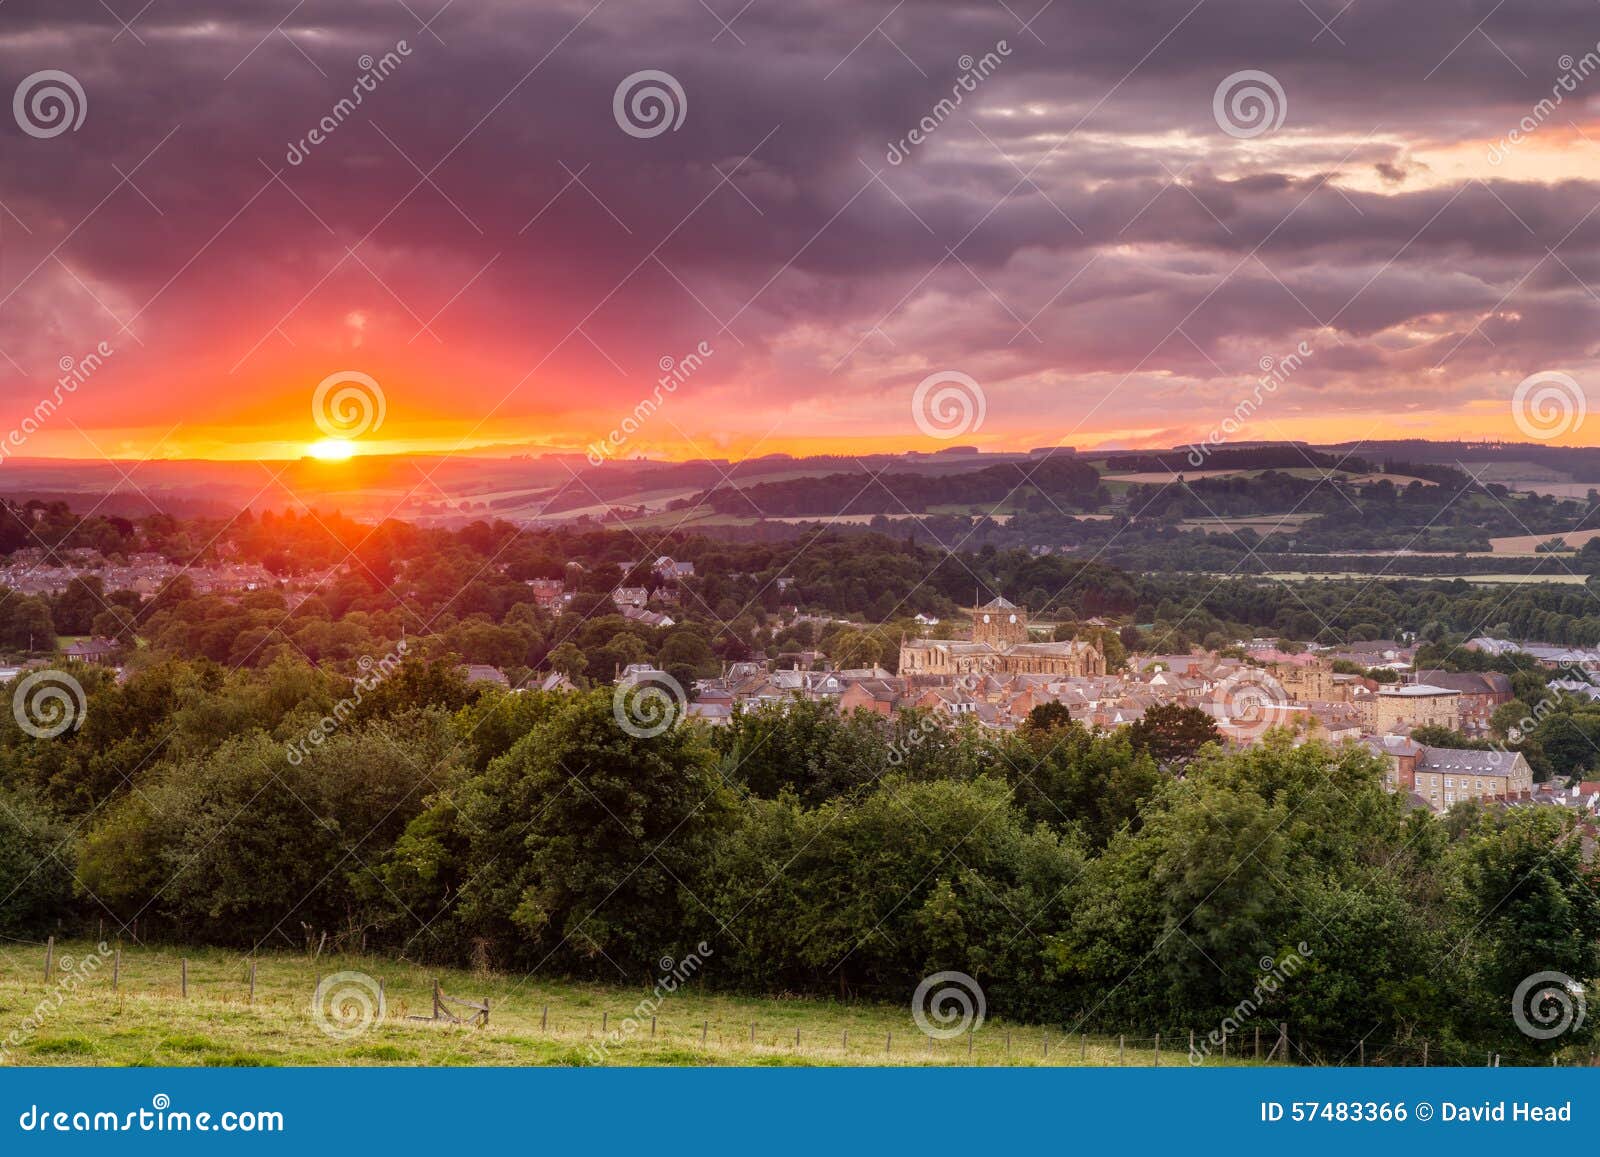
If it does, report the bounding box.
[898,597,1106,678]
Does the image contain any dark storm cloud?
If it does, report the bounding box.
[1,0,1598,449]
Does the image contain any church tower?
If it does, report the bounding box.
[971,595,1028,646]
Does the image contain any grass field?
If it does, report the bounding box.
[0,941,1267,1068]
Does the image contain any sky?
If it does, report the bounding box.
[2,0,1600,463]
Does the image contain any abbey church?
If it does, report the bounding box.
[898,596,1106,677]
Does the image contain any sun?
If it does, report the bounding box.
[307,438,356,461]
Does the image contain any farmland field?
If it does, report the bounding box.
[0,942,1257,1068]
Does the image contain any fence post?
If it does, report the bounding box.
[181,958,188,999]
[795,1029,801,1049]
[842,1029,848,1052]
[112,947,119,992]
[1080,1033,1086,1063]
[248,960,256,1004]
[1278,1023,1287,1063]
[1119,1035,1125,1065]
[602,1012,608,1035]
[886,1032,891,1057]
[1155,1033,1161,1066]
[1043,1036,1049,1059]
[1359,1039,1364,1067]
[1422,1040,1428,1067]
[702,1020,708,1046]
[1189,1030,1194,1056]
[44,936,53,981]
[750,1023,755,1045]
[968,1031,974,1059]
[1005,1030,1011,1057]
[651,1016,656,1038]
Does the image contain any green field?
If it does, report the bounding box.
[0,941,1267,1068]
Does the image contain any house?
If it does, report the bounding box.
[1364,683,1461,732]
[837,678,907,716]
[460,664,510,687]
[1409,746,1533,812]
[653,556,695,580]
[1412,670,1514,732]
[525,578,565,609]
[612,586,650,609]
[62,637,120,664]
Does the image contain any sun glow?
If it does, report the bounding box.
[307,438,357,461]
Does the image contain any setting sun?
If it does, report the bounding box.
[307,438,356,461]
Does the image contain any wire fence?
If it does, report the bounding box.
[2,938,1594,1067]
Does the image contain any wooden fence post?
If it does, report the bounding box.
[1155,1033,1161,1066]
[650,1016,656,1038]
[842,1029,848,1051]
[541,1005,548,1032]
[795,1029,801,1049]
[1359,1039,1364,1067]
[968,1031,974,1059]
[1005,1030,1011,1057]
[602,1011,608,1034]
[1080,1033,1086,1063]
[750,1023,755,1045]
[1119,1035,1125,1065]
[112,947,119,992]
[885,1031,891,1057]
[181,958,188,999]
[248,960,255,1004]
[701,1020,708,1046]
[44,936,53,981]
[1421,1040,1428,1067]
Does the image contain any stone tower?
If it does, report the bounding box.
[971,595,1028,646]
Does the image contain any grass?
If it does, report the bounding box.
[0,941,1268,1068]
